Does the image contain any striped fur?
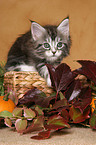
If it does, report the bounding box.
[5,17,71,86]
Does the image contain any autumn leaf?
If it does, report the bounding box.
[18,88,46,107]
[45,114,70,130]
[75,60,96,85]
[15,119,27,133]
[65,79,81,101]
[69,106,90,123]
[31,130,50,140]
[90,110,96,129]
[72,87,92,113]
[52,98,68,110]
[12,108,23,117]
[23,116,44,134]
[60,109,69,122]
[4,118,12,128]
[24,108,36,120]
[46,63,77,93]
[35,106,44,116]
[19,88,56,108]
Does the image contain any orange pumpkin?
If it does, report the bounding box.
[91,98,96,113]
[0,95,16,113]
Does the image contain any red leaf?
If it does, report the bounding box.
[19,88,56,108]
[52,98,68,110]
[18,88,46,107]
[69,106,90,123]
[75,60,96,85]
[23,116,44,134]
[45,124,65,130]
[40,94,56,108]
[46,63,77,93]
[31,130,50,140]
[65,79,81,101]
[60,109,69,122]
[45,114,70,130]
[56,63,77,92]
[44,109,59,117]
[73,87,92,113]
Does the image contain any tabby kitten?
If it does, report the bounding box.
[5,17,71,86]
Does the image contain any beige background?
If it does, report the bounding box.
[0,0,96,69]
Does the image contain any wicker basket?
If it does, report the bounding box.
[4,71,53,99]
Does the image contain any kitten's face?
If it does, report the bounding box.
[43,37,66,62]
[31,18,70,63]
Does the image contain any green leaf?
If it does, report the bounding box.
[0,111,13,118]
[4,118,12,128]
[24,108,36,120]
[59,91,65,100]
[12,108,23,117]
[15,119,27,133]
[69,106,90,123]
[46,114,70,130]
[90,110,96,129]
[35,106,44,116]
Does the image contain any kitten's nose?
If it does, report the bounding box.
[52,51,56,55]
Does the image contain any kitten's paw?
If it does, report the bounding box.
[46,77,52,87]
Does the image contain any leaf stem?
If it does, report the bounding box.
[3,93,10,101]
[55,92,58,102]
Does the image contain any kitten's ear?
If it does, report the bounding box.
[31,22,46,41]
[57,18,69,37]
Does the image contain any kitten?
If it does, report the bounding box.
[5,17,71,86]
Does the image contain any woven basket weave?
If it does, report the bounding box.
[4,71,53,99]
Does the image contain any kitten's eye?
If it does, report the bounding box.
[57,42,63,48]
[44,43,50,49]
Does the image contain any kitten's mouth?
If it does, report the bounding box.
[46,55,57,62]
[53,54,56,57]
[52,55,57,58]
[51,54,57,58]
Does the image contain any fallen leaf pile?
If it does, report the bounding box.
[0,60,96,139]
